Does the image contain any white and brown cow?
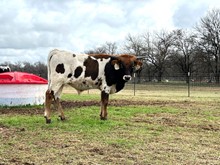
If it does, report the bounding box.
[0,66,11,73]
[44,49,142,123]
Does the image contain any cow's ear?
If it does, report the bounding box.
[134,60,142,70]
[111,60,120,70]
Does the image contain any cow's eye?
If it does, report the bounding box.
[120,63,124,69]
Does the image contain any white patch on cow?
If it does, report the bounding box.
[97,58,111,74]
[114,63,120,70]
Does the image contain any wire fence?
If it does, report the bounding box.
[133,74,220,86]
[63,75,220,98]
[125,75,220,97]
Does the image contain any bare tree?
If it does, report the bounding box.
[146,30,175,82]
[123,33,144,56]
[85,46,107,54]
[34,62,48,78]
[85,41,118,55]
[195,9,220,83]
[171,29,197,83]
[140,32,155,81]
[123,31,176,82]
[102,42,118,55]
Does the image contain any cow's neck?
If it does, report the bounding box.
[115,80,126,93]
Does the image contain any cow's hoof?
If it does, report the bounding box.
[44,116,51,124]
[59,115,66,121]
[46,119,51,124]
[100,116,107,120]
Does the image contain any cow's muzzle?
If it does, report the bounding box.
[123,75,132,81]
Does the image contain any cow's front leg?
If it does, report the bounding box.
[54,97,66,121]
[44,90,53,124]
[100,91,109,120]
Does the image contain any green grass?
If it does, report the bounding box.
[0,106,178,133]
[0,86,220,164]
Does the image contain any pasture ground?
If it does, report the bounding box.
[0,84,220,165]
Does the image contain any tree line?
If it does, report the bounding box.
[1,9,220,83]
[86,9,220,83]
[0,62,47,79]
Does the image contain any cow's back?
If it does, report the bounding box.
[48,50,84,89]
[48,49,87,69]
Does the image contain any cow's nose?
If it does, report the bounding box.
[123,75,132,81]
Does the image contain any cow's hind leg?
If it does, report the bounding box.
[54,97,65,121]
[53,84,65,121]
[44,90,54,124]
[100,91,109,120]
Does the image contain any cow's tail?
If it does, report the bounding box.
[47,49,57,90]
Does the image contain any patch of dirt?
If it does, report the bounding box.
[0,99,174,115]
[133,113,220,131]
[0,124,9,134]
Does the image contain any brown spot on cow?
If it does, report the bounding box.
[118,55,136,66]
[84,56,99,80]
[74,66,83,78]
[55,63,65,74]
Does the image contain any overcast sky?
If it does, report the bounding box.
[1,0,220,64]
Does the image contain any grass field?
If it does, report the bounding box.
[0,84,220,165]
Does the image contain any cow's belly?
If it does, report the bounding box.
[68,79,117,94]
[68,83,98,92]
[68,79,100,93]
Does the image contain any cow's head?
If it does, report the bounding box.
[111,55,142,81]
